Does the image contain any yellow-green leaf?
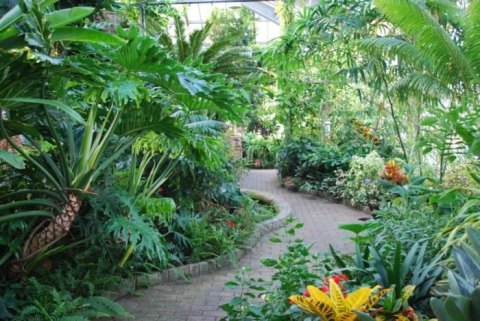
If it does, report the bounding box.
[330,280,347,314]
[345,287,371,310]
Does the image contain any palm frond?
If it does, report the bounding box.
[464,0,480,79]
[359,37,432,72]
[375,0,473,85]
[185,115,225,135]
[392,73,451,100]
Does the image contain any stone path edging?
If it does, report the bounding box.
[114,170,368,321]
[112,188,291,299]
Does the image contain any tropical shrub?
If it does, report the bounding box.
[441,162,476,194]
[244,134,280,168]
[275,137,320,178]
[289,282,389,321]
[339,151,385,209]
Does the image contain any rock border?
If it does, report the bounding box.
[111,189,291,299]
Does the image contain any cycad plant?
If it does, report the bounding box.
[158,14,255,78]
[0,1,240,274]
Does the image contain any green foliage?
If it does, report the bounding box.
[12,278,129,321]
[430,228,480,321]
[369,241,443,306]
[275,136,320,178]
[244,134,280,168]
[339,151,385,209]
[220,218,325,321]
[208,7,255,45]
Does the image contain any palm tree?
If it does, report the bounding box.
[364,0,480,99]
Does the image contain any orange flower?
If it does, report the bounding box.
[381,160,408,184]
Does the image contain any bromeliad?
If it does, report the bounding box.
[289,279,388,321]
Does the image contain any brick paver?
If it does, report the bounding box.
[115,169,367,321]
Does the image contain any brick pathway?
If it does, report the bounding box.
[115,169,367,321]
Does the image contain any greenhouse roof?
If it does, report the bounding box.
[171,1,280,44]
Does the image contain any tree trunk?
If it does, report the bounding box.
[23,192,81,256]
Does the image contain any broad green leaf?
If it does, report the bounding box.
[455,124,474,146]
[0,7,95,43]
[261,258,277,267]
[338,222,378,235]
[46,7,95,28]
[0,150,24,169]
[1,98,84,124]
[52,27,126,46]
[0,0,58,32]
[470,139,480,156]
[177,72,209,95]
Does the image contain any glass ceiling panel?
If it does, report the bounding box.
[171,1,280,44]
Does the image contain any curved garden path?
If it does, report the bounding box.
[115,169,367,321]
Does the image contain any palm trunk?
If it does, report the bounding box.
[23,192,81,256]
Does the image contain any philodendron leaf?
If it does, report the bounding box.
[52,27,126,46]
[0,150,25,169]
[46,7,95,28]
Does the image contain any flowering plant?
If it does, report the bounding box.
[381,160,408,185]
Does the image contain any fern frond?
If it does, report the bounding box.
[59,316,89,321]
[82,296,129,317]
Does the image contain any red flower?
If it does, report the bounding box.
[320,274,348,295]
[303,289,310,297]
[226,220,236,228]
